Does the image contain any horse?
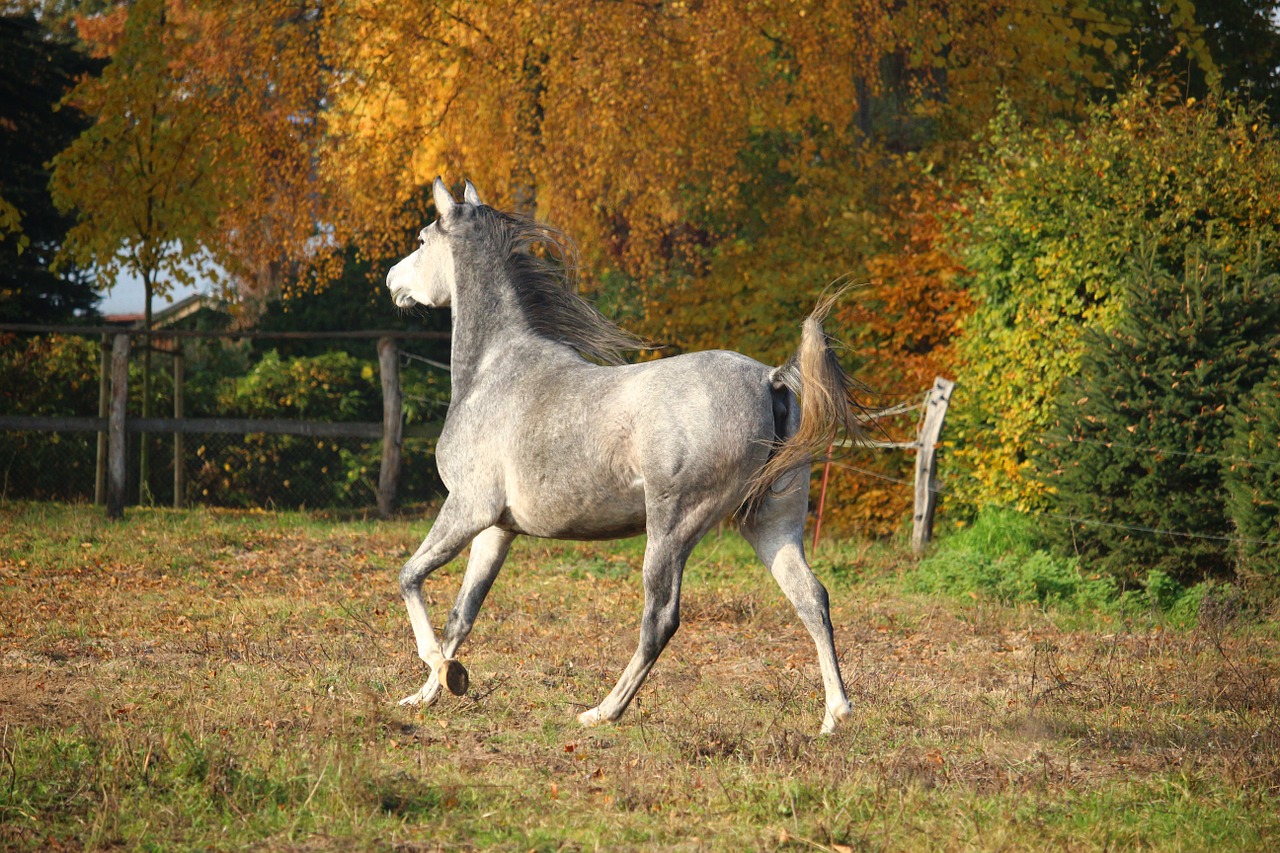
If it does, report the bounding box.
[385,178,872,733]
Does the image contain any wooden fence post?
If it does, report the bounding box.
[106,333,130,520]
[912,377,955,556]
[377,337,403,519]
[95,334,111,506]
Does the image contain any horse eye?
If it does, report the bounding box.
[417,230,427,246]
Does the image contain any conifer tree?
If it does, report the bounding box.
[1223,362,1280,596]
[1037,243,1280,585]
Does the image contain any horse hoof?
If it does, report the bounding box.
[440,658,469,696]
[820,701,853,735]
[577,707,604,727]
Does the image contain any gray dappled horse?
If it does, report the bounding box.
[386,178,873,734]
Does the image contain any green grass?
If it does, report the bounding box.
[2,502,1278,850]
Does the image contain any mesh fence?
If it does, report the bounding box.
[0,428,442,510]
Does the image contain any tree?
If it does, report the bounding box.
[1036,243,1280,585]
[50,0,222,500]
[1223,362,1280,597]
[0,13,99,322]
[1170,1,1280,116]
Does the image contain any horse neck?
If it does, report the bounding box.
[447,259,554,397]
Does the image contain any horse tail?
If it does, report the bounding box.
[746,290,872,508]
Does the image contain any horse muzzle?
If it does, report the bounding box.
[391,287,418,308]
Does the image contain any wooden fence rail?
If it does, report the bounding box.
[4,323,955,540]
[815,376,955,556]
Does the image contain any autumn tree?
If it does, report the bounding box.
[50,0,222,500]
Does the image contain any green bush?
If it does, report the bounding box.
[1036,244,1280,586]
[0,334,100,500]
[913,511,1226,623]
[911,510,1117,612]
[1223,362,1280,596]
[192,350,383,508]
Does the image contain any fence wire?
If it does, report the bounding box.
[0,429,443,510]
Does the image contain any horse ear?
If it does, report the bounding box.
[463,180,483,206]
[432,177,456,217]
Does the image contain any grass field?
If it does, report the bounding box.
[1,502,1277,851]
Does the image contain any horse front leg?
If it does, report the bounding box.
[438,526,517,670]
[578,533,690,727]
[398,498,489,707]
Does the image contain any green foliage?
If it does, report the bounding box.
[1223,362,1280,596]
[911,510,1117,612]
[1036,244,1280,585]
[0,334,100,500]
[225,350,378,421]
[949,84,1280,510]
[189,350,382,508]
[913,510,1222,622]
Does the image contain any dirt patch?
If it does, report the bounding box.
[0,655,86,728]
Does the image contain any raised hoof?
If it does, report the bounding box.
[440,658,469,696]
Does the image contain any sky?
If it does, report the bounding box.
[98,277,208,316]
[96,257,216,317]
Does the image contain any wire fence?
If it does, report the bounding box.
[825,426,1280,550]
[4,323,1275,550]
[0,430,442,510]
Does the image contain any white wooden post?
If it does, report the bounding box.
[912,377,955,556]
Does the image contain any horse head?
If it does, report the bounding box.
[386,177,484,309]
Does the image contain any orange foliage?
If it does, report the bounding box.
[321,0,894,285]
[818,179,971,538]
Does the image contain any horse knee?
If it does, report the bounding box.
[399,561,428,600]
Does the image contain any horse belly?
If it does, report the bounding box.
[503,464,647,541]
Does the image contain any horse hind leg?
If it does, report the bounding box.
[740,472,853,734]
[578,528,695,728]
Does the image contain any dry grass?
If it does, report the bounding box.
[1,502,1278,851]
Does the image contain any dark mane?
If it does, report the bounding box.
[473,207,652,365]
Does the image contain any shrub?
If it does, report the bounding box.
[949,84,1280,510]
[911,510,1117,612]
[0,334,100,500]
[191,350,383,508]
